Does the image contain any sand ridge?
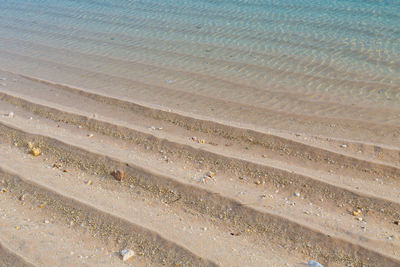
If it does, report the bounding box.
[0,70,399,266]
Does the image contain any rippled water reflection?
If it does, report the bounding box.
[0,0,399,107]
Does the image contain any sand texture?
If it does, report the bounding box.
[0,70,398,266]
[0,1,399,265]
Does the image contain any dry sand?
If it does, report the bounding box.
[0,69,399,267]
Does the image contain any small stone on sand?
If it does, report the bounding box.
[307,260,324,267]
[112,170,125,181]
[7,112,14,118]
[31,147,41,157]
[120,249,135,261]
[205,171,215,178]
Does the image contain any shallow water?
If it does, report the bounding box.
[0,0,399,111]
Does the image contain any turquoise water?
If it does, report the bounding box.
[0,0,399,107]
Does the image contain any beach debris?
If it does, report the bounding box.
[191,136,198,142]
[393,220,400,225]
[254,180,262,185]
[262,154,268,158]
[120,249,135,261]
[87,134,94,138]
[7,112,14,118]
[149,126,163,130]
[53,163,63,169]
[31,147,41,157]
[307,260,324,267]
[208,141,218,146]
[199,139,206,144]
[239,176,248,181]
[111,170,125,181]
[19,195,25,201]
[205,171,215,178]
[86,180,92,185]
[225,143,232,147]
[0,188,7,193]
[352,210,360,216]
[294,192,300,197]
[340,144,348,148]
[44,220,50,224]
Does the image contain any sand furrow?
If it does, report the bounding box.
[0,113,399,266]
[0,239,35,267]
[0,166,218,267]
[0,51,399,147]
[0,85,398,182]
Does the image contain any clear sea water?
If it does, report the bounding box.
[0,0,399,108]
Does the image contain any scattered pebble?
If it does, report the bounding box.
[0,188,7,193]
[239,176,248,181]
[88,134,94,138]
[18,195,25,201]
[150,126,163,130]
[294,192,300,197]
[352,211,359,216]
[205,171,215,178]
[112,170,125,181]
[307,260,324,267]
[86,180,92,185]
[230,232,241,236]
[120,249,135,261]
[393,220,400,225]
[44,220,50,224]
[31,147,41,157]
[7,112,14,118]
[340,144,347,148]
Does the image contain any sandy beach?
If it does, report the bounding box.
[0,69,399,266]
[0,0,399,266]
